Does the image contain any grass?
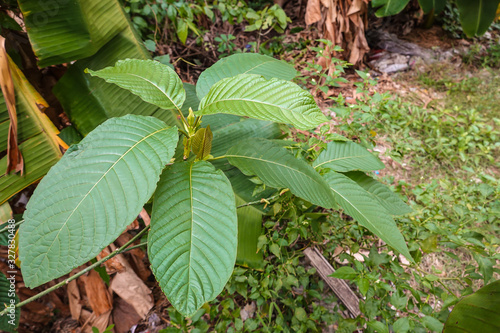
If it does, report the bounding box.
[372,64,499,290]
[317,61,499,331]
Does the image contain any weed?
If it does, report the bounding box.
[214,34,238,55]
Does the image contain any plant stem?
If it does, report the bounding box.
[0,227,150,317]
[123,241,148,252]
[176,107,189,130]
[207,155,227,162]
[236,194,279,209]
[0,219,24,233]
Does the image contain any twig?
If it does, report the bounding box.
[0,227,150,317]
[236,194,279,209]
[0,219,23,233]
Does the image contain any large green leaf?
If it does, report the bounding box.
[443,280,500,333]
[0,57,63,204]
[205,116,281,209]
[53,27,179,136]
[225,167,276,213]
[87,59,185,111]
[236,196,264,269]
[197,74,327,130]
[0,134,62,204]
[181,83,200,115]
[226,139,336,209]
[0,272,20,332]
[149,161,237,317]
[313,141,385,172]
[418,0,446,14]
[210,118,281,167]
[323,171,412,260]
[372,0,410,17]
[456,0,500,37]
[19,115,178,288]
[18,0,128,67]
[344,171,412,216]
[196,53,297,100]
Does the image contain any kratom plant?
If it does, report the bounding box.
[18,54,413,317]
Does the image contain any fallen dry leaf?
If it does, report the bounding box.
[115,232,151,281]
[68,279,82,320]
[109,246,153,319]
[81,308,113,333]
[82,269,113,317]
[112,297,143,333]
[0,36,23,175]
[305,0,322,24]
[98,246,126,274]
[139,208,151,226]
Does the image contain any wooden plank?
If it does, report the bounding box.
[304,247,361,317]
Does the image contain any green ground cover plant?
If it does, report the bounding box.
[123,0,290,49]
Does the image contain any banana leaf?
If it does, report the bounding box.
[456,0,500,37]
[18,0,128,67]
[0,57,64,204]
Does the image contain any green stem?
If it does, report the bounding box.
[176,107,189,130]
[123,241,148,252]
[0,220,24,233]
[0,227,150,317]
[207,155,227,162]
[438,279,457,298]
[237,194,279,209]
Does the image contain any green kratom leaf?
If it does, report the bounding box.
[323,171,412,261]
[209,117,281,169]
[313,141,385,172]
[344,171,412,215]
[0,56,64,204]
[235,196,264,269]
[86,59,185,111]
[197,74,327,130]
[226,139,336,209]
[19,115,179,288]
[443,280,500,333]
[192,125,213,160]
[456,0,500,37]
[196,53,297,100]
[149,161,237,317]
[181,83,200,115]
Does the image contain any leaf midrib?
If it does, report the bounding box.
[383,0,395,15]
[475,0,484,35]
[127,73,181,111]
[226,153,322,189]
[39,126,169,277]
[329,184,387,244]
[200,98,314,124]
[187,163,194,304]
[242,59,275,74]
[314,154,374,169]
